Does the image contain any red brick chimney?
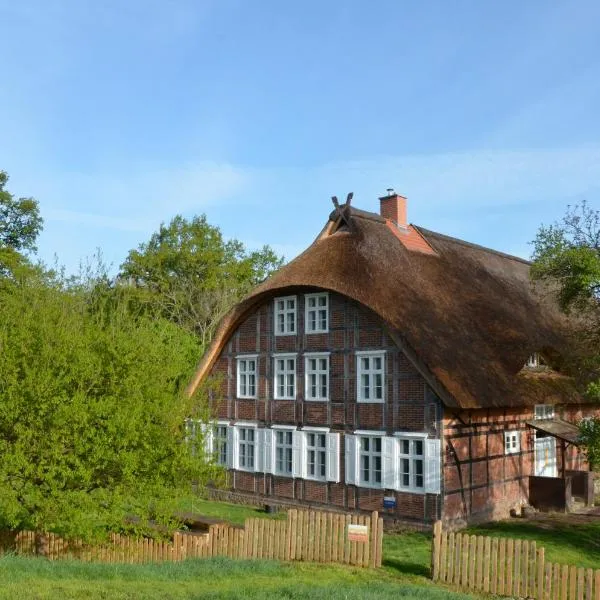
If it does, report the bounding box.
[379,189,407,229]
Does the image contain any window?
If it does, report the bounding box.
[534,404,555,420]
[305,293,328,333]
[398,437,424,492]
[184,418,204,456]
[305,353,329,401]
[274,296,296,335]
[359,436,382,487]
[275,429,294,476]
[306,432,327,480]
[346,432,439,493]
[504,431,520,454]
[238,427,256,470]
[274,354,296,399]
[214,424,228,466]
[356,351,385,403]
[237,356,257,398]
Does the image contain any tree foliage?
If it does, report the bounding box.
[0,171,43,276]
[578,417,600,471]
[119,215,283,346]
[531,201,600,311]
[531,201,600,399]
[0,267,220,541]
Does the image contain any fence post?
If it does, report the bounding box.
[432,520,442,581]
[537,547,545,600]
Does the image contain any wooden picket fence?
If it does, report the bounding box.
[0,509,382,568]
[432,521,600,600]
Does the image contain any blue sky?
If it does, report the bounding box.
[1,1,600,273]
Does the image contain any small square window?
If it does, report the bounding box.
[504,431,520,454]
[534,405,555,420]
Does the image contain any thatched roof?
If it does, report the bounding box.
[187,204,580,409]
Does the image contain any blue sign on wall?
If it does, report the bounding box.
[383,496,396,509]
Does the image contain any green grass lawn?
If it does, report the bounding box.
[176,497,285,526]
[0,555,473,600]
[466,515,600,570]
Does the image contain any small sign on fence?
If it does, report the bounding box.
[347,524,369,543]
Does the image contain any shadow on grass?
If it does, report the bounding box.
[382,557,430,578]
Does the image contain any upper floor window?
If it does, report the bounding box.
[356,351,385,403]
[237,356,257,399]
[398,437,424,492]
[274,296,296,336]
[305,353,329,401]
[504,431,520,455]
[534,404,555,420]
[274,354,296,400]
[305,293,328,333]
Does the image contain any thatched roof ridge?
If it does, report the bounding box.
[187,206,579,409]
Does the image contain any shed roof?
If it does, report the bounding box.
[187,204,581,409]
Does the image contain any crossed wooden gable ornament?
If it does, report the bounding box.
[331,192,355,233]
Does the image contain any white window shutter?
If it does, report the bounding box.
[229,426,238,470]
[201,422,214,456]
[292,430,306,479]
[382,436,399,490]
[425,438,441,494]
[256,429,265,473]
[263,429,274,474]
[326,432,340,482]
[344,434,357,485]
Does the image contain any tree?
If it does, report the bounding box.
[578,417,600,471]
[531,200,600,312]
[0,171,43,275]
[531,201,600,400]
[0,266,220,542]
[119,215,283,347]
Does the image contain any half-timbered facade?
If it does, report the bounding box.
[187,193,597,528]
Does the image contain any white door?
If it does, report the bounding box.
[534,436,557,477]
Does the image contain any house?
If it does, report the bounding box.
[186,192,598,527]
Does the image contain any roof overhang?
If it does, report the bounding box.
[525,419,581,445]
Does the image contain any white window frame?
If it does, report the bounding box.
[357,434,384,489]
[304,427,328,481]
[236,355,258,399]
[504,431,520,455]
[305,292,329,333]
[274,427,295,477]
[274,295,297,336]
[236,423,257,472]
[304,352,330,401]
[396,433,426,493]
[273,353,297,400]
[534,404,555,420]
[213,421,230,466]
[356,350,385,403]
[184,418,206,457]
